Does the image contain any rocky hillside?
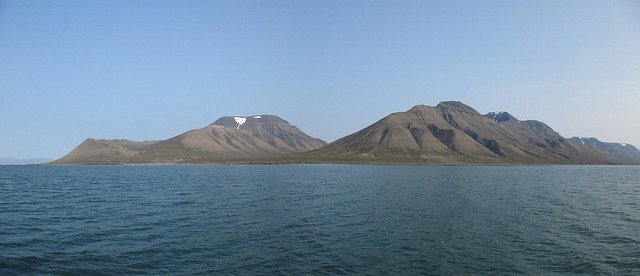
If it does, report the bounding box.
[302,102,639,164]
[53,115,326,164]
[53,103,640,164]
[569,137,640,164]
[53,139,159,164]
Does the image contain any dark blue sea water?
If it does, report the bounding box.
[1,165,639,274]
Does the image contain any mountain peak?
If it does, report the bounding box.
[410,104,430,110]
[485,111,518,123]
[436,101,473,109]
[410,101,478,113]
[569,136,640,162]
[211,115,288,129]
[569,136,636,148]
[435,101,481,116]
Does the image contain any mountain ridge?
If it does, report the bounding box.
[53,115,326,164]
[52,102,640,164]
[299,101,640,164]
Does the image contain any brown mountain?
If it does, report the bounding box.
[569,137,640,164]
[53,139,159,164]
[53,115,326,164]
[54,102,640,164]
[301,101,640,164]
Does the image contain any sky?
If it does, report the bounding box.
[1,0,639,159]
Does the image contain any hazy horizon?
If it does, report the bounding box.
[1,1,639,159]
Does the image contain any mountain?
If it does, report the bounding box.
[0,158,53,165]
[569,137,640,164]
[302,102,640,164]
[138,115,326,161]
[54,103,640,165]
[53,139,159,164]
[53,115,326,164]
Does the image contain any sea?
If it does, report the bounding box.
[1,164,639,274]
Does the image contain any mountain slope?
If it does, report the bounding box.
[53,103,640,164]
[302,104,500,163]
[303,102,640,164]
[53,115,326,164]
[53,139,158,164]
[139,115,326,161]
[569,137,640,164]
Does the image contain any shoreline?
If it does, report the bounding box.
[42,160,640,166]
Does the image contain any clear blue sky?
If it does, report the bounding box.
[1,0,639,159]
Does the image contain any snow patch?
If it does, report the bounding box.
[233,117,247,129]
[254,116,262,118]
[620,143,627,147]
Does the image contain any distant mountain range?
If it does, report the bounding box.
[53,102,640,164]
[0,158,52,165]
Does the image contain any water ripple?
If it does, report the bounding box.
[0,165,639,274]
